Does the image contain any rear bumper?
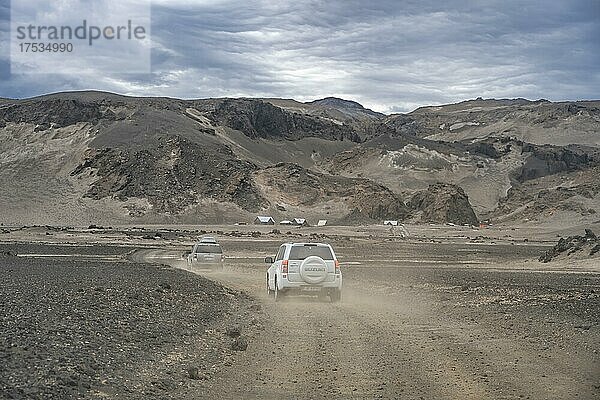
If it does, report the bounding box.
[187,260,223,269]
[279,276,342,290]
[281,286,341,297]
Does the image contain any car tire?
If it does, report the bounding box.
[266,275,274,298]
[318,290,328,302]
[330,289,341,303]
[274,278,283,302]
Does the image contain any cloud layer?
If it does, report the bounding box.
[1,0,599,112]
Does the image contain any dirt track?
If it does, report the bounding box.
[146,236,600,400]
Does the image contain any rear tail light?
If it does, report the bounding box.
[282,260,289,274]
[335,260,341,274]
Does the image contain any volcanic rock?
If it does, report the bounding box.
[208,98,360,141]
[231,336,249,351]
[225,325,242,338]
[539,229,600,262]
[409,183,478,225]
[0,98,114,128]
[71,136,265,214]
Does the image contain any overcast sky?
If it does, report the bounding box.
[1,0,599,112]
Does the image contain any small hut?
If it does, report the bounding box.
[254,216,275,225]
[293,218,309,227]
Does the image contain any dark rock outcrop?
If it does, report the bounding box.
[409,183,478,225]
[0,98,115,128]
[539,229,600,262]
[72,136,265,214]
[231,336,249,351]
[518,144,598,182]
[225,325,242,338]
[209,99,360,141]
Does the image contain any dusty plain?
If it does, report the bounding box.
[1,223,599,399]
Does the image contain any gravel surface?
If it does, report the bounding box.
[0,248,260,399]
[0,243,137,256]
[2,228,599,399]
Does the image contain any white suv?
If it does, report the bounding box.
[186,237,224,270]
[265,243,342,302]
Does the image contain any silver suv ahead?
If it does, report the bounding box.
[265,243,342,302]
[186,237,224,270]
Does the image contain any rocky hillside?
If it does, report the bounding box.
[393,98,600,147]
[71,137,264,215]
[199,98,361,141]
[0,91,598,226]
[323,134,600,221]
[408,183,478,226]
[253,163,409,222]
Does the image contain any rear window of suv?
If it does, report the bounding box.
[195,244,223,254]
[288,245,333,260]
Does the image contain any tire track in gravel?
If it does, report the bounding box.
[336,288,589,400]
[143,249,482,399]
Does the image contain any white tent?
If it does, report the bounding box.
[317,220,327,226]
[293,218,308,226]
[254,216,275,225]
[386,222,410,238]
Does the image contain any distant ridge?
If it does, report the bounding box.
[307,97,383,117]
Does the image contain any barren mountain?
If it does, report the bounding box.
[306,97,384,120]
[0,91,598,226]
[386,98,600,146]
[324,134,600,221]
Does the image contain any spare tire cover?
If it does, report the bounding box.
[299,256,328,284]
